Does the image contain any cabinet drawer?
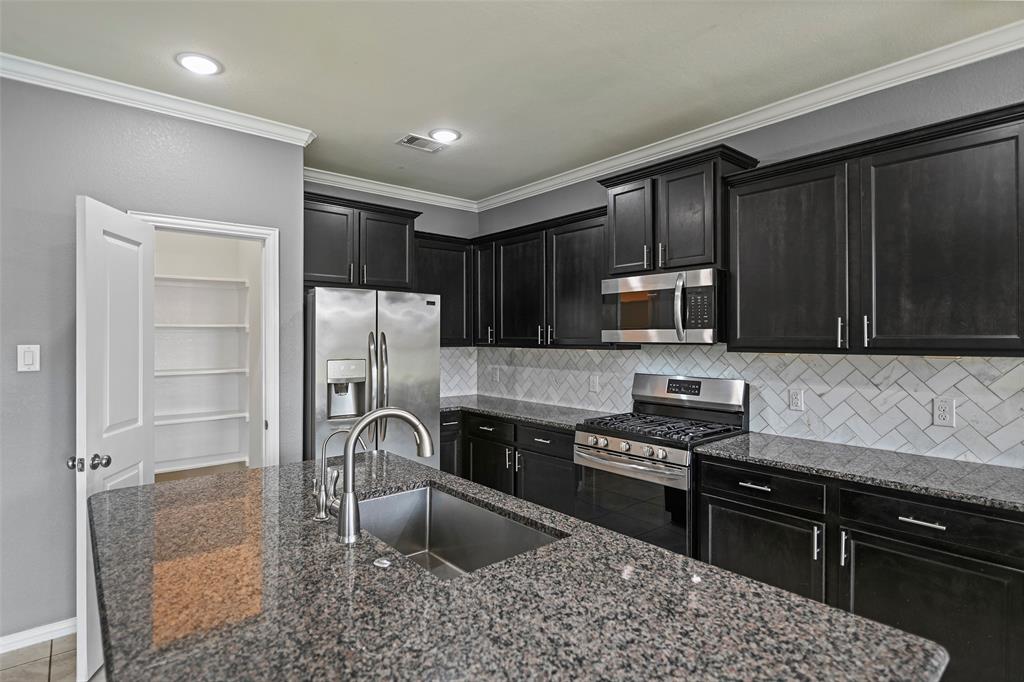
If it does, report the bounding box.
[700,461,825,514]
[516,425,573,460]
[464,414,514,442]
[840,488,1024,561]
[440,411,461,434]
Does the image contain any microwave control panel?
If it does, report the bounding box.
[685,286,715,329]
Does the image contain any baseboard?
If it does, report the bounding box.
[0,617,76,654]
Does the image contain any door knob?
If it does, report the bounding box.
[66,456,83,472]
[89,454,112,470]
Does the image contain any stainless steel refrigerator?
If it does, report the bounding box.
[305,287,440,476]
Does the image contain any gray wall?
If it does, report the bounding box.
[478,48,1024,235]
[0,79,305,635]
[304,181,478,238]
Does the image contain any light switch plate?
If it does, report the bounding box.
[933,396,956,427]
[589,375,600,393]
[17,344,40,372]
[492,367,499,383]
[788,388,805,412]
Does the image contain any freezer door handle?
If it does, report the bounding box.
[367,331,378,441]
[379,331,390,441]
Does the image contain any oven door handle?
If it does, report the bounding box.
[673,273,686,342]
[574,448,689,490]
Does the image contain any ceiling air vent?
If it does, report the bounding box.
[396,133,446,153]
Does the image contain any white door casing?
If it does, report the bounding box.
[75,197,155,680]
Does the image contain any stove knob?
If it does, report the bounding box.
[587,435,598,446]
[597,437,609,448]
[620,441,631,452]
[642,445,654,457]
[656,448,668,460]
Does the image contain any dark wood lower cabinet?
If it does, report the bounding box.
[700,494,825,601]
[516,448,577,516]
[439,429,462,477]
[467,436,514,495]
[840,528,1024,682]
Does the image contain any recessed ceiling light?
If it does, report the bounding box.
[175,53,223,76]
[429,129,461,144]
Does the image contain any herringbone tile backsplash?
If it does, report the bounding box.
[441,345,1024,469]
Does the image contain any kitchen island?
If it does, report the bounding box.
[89,451,948,680]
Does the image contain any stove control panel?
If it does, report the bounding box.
[666,379,701,396]
[573,431,692,468]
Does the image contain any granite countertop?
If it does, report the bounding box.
[90,452,947,681]
[696,432,1024,514]
[441,394,610,431]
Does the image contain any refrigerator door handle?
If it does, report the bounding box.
[379,331,390,441]
[367,331,378,441]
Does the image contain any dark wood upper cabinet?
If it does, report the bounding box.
[729,163,850,351]
[546,216,606,345]
[727,102,1024,357]
[496,231,546,345]
[859,122,1024,353]
[473,242,496,345]
[658,162,715,269]
[600,145,758,276]
[303,201,357,285]
[605,179,654,275]
[303,193,420,290]
[359,210,414,289]
[415,236,472,346]
[840,528,1024,682]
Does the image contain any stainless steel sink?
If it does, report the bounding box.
[359,486,560,578]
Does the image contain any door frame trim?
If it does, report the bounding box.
[129,211,281,467]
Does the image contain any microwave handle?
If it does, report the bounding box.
[673,273,686,342]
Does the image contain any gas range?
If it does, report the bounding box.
[574,374,749,483]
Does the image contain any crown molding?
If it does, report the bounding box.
[303,167,479,212]
[474,20,1024,211]
[0,53,316,147]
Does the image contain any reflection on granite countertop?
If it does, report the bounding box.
[697,432,1024,513]
[441,394,611,431]
[89,452,947,681]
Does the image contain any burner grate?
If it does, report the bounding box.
[582,412,740,444]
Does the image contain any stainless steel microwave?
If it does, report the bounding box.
[601,269,719,344]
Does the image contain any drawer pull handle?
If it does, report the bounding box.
[898,516,947,532]
[738,481,772,493]
[479,426,495,432]
[442,421,459,426]
[533,438,552,444]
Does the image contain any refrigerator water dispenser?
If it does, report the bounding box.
[326,359,366,419]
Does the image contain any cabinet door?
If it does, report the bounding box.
[467,436,514,494]
[496,231,545,345]
[658,163,715,269]
[359,210,414,289]
[729,164,849,351]
[546,217,606,345]
[439,432,460,476]
[415,238,471,346]
[473,242,496,345]
[515,448,577,515]
[304,202,357,284]
[840,528,1024,682]
[859,123,1024,353]
[700,495,825,601]
[606,179,654,275]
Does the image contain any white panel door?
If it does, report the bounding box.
[75,197,155,680]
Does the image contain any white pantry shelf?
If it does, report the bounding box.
[155,274,248,287]
[155,410,249,427]
[155,323,249,330]
[155,367,249,377]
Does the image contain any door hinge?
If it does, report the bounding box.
[265,420,269,430]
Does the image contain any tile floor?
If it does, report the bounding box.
[0,635,75,682]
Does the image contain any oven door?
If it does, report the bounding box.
[573,445,693,555]
[600,269,716,344]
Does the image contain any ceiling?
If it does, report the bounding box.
[2,2,1023,200]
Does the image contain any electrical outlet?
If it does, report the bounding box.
[589,375,600,393]
[788,389,805,412]
[933,396,956,427]
[492,367,500,383]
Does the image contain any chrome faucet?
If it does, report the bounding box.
[336,407,434,544]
